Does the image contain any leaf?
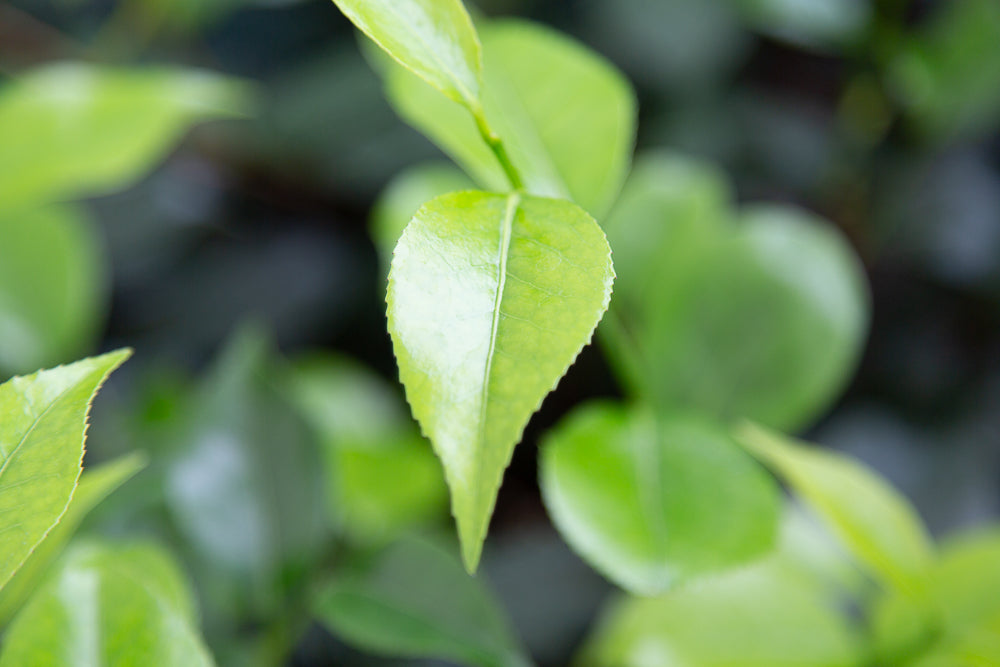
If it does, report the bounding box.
[383,19,637,218]
[0,541,214,666]
[313,536,531,667]
[873,529,1000,664]
[0,349,130,592]
[0,205,105,375]
[332,0,482,108]
[370,161,475,271]
[0,63,251,212]
[735,423,934,594]
[0,452,146,626]
[604,155,869,431]
[539,402,779,595]
[388,191,613,572]
[287,354,448,545]
[889,0,1000,141]
[577,558,863,667]
[164,327,326,593]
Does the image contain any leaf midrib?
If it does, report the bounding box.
[474,194,520,520]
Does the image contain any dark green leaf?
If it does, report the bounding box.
[314,536,531,667]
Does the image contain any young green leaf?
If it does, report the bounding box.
[604,157,869,431]
[0,452,146,626]
[0,541,214,666]
[388,191,614,572]
[287,354,448,545]
[382,20,637,218]
[0,205,105,376]
[539,402,779,595]
[313,536,531,667]
[331,0,483,109]
[735,423,934,594]
[0,64,251,212]
[578,559,862,667]
[0,349,130,592]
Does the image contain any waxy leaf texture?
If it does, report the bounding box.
[387,191,613,571]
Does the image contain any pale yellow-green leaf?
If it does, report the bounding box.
[0,452,146,626]
[735,423,934,594]
[0,350,130,592]
[332,0,482,108]
[388,191,613,571]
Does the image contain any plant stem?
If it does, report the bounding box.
[472,106,525,191]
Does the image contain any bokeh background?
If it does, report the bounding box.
[2,0,999,664]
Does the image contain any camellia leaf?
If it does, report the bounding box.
[382,20,637,218]
[604,153,869,431]
[388,191,614,571]
[0,541,213,666]
[313,536,531,667]
[0,349,130,592]
[578,551,862,667]
[539,402,779,595]
[331,0,483,109]
[735,423,934,594]
[0,452,146,626]
[0,205,105,376]
[0,63,251,213]
[287,354,448,545]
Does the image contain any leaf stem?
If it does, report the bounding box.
[472,106,525,191]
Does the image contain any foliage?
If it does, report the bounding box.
[1,0,998,665]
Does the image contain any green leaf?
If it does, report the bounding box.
[890,0,1000,141]
[388,191,614,572]
[873,529,1000,664]
[164,327,326,591]
[383,20,637,218]
[287,354,448,545]
[313,536,531,667]
[0,541,213,666]
[0,205,105,375]
[604,155,869,431]
[332,0,482,108]
[735,423,934,594]
[578,558,862,667]
[370,161,475,271]
[0,63,251,212]
[0,349,130,592]
[539,402,779,595]
[0,452,146,627]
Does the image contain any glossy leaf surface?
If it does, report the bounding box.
[540,402,779,595]
[388,191,614,571]
[736,423,934,593]
[0,350,130,592]
[384,20,636,218]
[332,0,482,108]
[0,453,145,626]
[314,536,530,667]
[287,354,447,545]
[604,154,869,431]
[0,542,212,666]
[0,205,105,375]
[0,64,250,212]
